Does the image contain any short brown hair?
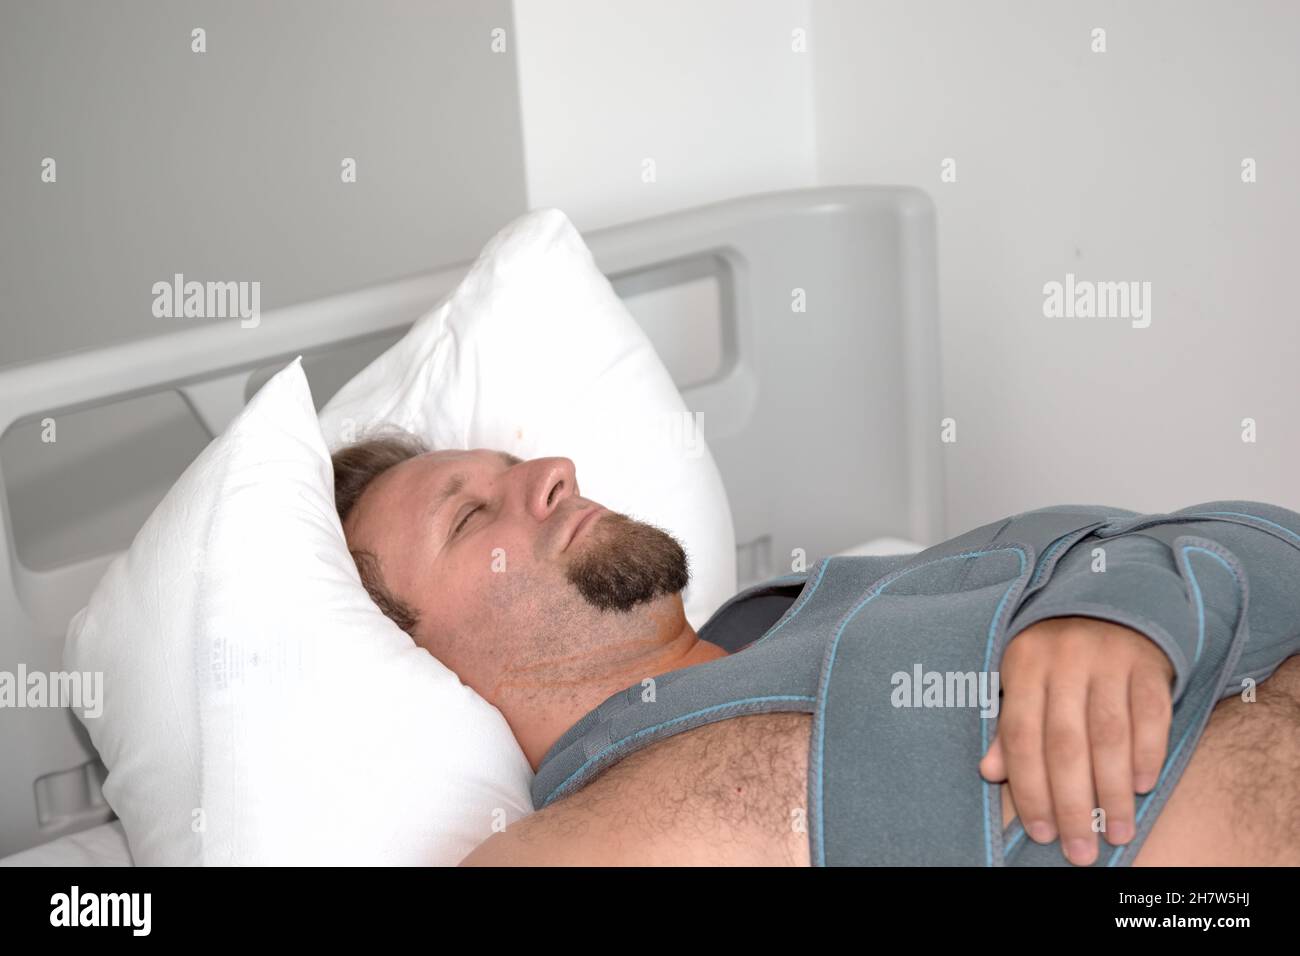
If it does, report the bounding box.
[332,430,430,636]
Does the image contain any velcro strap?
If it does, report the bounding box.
[1005,527,1248,866]
[811,546,1030,865]
[810,510,1112,866]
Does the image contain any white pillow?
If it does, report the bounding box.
[318,208,737,630]
[64,360,533,865]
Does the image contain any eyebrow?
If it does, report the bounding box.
[430,452,523,527]
[430,473,468,521]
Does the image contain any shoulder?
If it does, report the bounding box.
[462,712,813,866]
[458,789,643,866]
[457,817,600,866]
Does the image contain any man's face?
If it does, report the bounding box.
[342,449,689,703]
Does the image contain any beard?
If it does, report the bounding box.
[564,510,690,612]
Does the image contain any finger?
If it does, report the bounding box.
[1130,664,1173,793]
[997,676,1057,844]
[1045,675,1098,865]
[979,735,1006,782]
[1088,674,1136,846]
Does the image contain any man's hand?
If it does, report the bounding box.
[979,616,1174,866]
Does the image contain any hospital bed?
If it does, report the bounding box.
[0,185,945,864]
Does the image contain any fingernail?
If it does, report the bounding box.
[1135,772,1157,793]
[1026,821,1055,843]
[1109,820,1134,843]
[1066,838,1097,865]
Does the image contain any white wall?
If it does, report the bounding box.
[512,0,817,230]
[814,0,1300,532]
[515,0,1300,536]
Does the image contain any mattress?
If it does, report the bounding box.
[0,535,925,867]
[834,536,925,558]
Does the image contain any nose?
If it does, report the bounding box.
[526,457,579,522]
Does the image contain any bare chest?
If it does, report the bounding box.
[532,711,815,866]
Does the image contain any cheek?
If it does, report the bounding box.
[431,547,514,626]
[421,528,551,637]
[459,540,550,618]
[469,527,542,584]
[419,557,514,676]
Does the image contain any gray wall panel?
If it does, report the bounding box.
[0,0,528,367]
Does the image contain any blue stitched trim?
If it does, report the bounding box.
[1004,824,1026,854]
[753,558,830,648]
[1186,510,1300,548]
[1181,546,1234,663]
[981,548,1029,867]
[811,545,1027,868]
[1029,531,1081,589]
[1104,543,1241,867]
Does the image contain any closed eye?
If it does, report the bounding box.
[453,504,483,538]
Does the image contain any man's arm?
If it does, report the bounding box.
[982,499,1300,865]
[1007,499,1300,702]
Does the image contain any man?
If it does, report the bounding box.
[332,433,1300,866]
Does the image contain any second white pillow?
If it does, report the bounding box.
[319,208,737,629]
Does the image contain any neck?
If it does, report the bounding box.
[498,597,728,771]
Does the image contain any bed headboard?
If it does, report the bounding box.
[0,184,945,856]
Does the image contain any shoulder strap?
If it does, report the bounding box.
[811,510,1115,865]
[530,557,886,810]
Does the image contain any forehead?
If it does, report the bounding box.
[423,447,524,473]
[345,448,516,550]
[364,448,519,512]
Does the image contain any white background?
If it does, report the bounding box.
[513,0,1300,535]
